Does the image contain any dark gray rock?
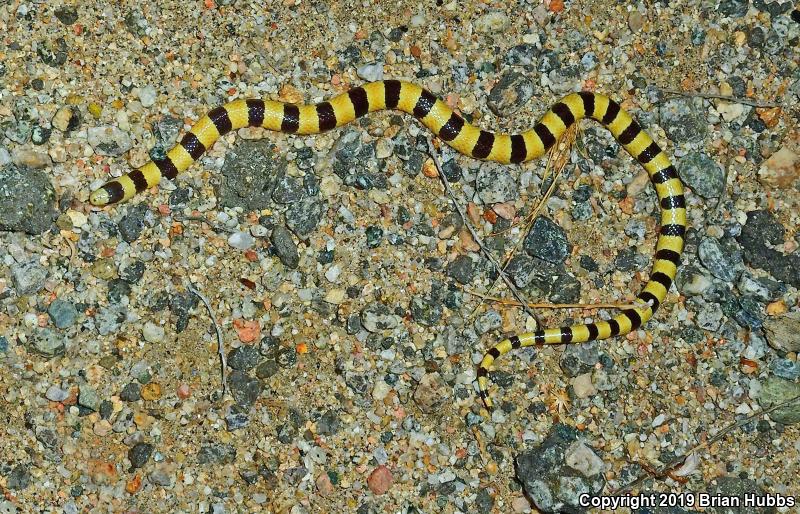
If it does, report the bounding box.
[215,141,288,211]
[120,260,145,284]
[487,71,534,116]
[316,409,341,436]
[410,296,443,326]
[197,444,237,465]
[7,464,30,490]
[272,176,304,204]
[120,382,142,402]
[228,370,262,409]
[270,226,299,269]
[28,328,67,357]
[11,259,48,295]
[128,443,154,469]
[54,6,79,24]
[560,342,600,378]
[718,0,750,18]
[711,476,776,514]
[516,425,605,513]
[228,346,261,371]
[0,164,57,234]
[524,217,571,264]
[659,98,708,145]
[737,210,800,287]
[446,255,476,285]
[678,152,725,198]
[476,162,519,204]
[48,299,78,329]
[38,37,69,67]
[286,198,325,237]
[117,203,149,243]
[698,237,743,281]
[505,43,541,66]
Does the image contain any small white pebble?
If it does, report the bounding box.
[357,62,384,82]
[142,321,165,343]
[228,231,255,250]
[138,85,158,107]
[324,264,341,283]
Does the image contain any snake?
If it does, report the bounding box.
[89,79,686,409]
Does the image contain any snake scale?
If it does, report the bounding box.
[89,80,686,409]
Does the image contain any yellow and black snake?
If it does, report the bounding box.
[89,80,686,409]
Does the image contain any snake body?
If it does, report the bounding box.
[89,80,686,408]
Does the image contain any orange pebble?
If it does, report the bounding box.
[549,0,565,12]
[233,319,260,343]
[126,474,142,494]
[141,382,162,401]
[296,342,309,354]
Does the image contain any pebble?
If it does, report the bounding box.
[7,465,30,490]
[564,441,604,478]
[141,382,162,401]
[697,237,743,282]
[447,255,477,285]
[87,126,133,156]
[228,370,263,409]
[763,312,800,353]
[117,204,149,243]
[142,322,165,343]
[737,210,800,287]
[659,98,708,145]
[120,382,142,402]
[286,198,325,236]
[0,164,57,235]
[770,358,800,381]
[11,259,48,295]
[475,162,519,203]
[228,346,261,371]
[197,444,237,464]
[679,152,726,198]
[757,377,800,425]
[129,442,154,469]
[523,217,571,264]
[487,71,534,116]
[29,328,67,357]
[228,231,256,250]
[270,226,299,268]
[51,106,80,132]
[572,373,597,398]
[474,310,502,335]
[366,465,393,495]
[45,386,70,402]
[475,11,510,33]
[516,425,604,512]
[78,383,101,412]
[413,373,446,414]
[138,85,158,107]
[719,0,750,17]
[48,299,79,329]
[357,62,384,82]
[216,141,287,211]
[410,296,442,326]
[628,11,645,32]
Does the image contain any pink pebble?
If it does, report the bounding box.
[367,465,393,495]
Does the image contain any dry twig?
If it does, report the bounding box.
[613,393,800,493]
[427,139,539,322]
[660,88,781,108]
[187,281,229,398]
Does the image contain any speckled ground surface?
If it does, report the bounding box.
[1,1,799,513]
